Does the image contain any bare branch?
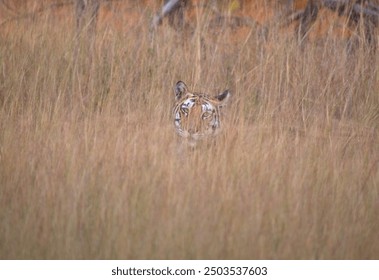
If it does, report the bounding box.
[322,0,379,25]
[0,1,74,27]
[151,0,182,29]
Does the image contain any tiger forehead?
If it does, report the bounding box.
[179,92,216,106]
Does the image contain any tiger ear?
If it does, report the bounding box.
[216,90,231,106]
[175,81,187,100]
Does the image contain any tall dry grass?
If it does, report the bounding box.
[0,5,378,259]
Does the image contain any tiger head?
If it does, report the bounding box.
[173,81,231,141]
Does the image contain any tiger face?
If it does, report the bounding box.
[173,81,231,141]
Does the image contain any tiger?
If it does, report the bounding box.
[173,81,231,142]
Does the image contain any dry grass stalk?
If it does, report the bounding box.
[0,1,378,259]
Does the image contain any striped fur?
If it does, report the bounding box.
[173,81,230,141]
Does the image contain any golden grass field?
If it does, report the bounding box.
[0,1,378,259]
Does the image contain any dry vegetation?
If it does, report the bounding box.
[0,0,378,259]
